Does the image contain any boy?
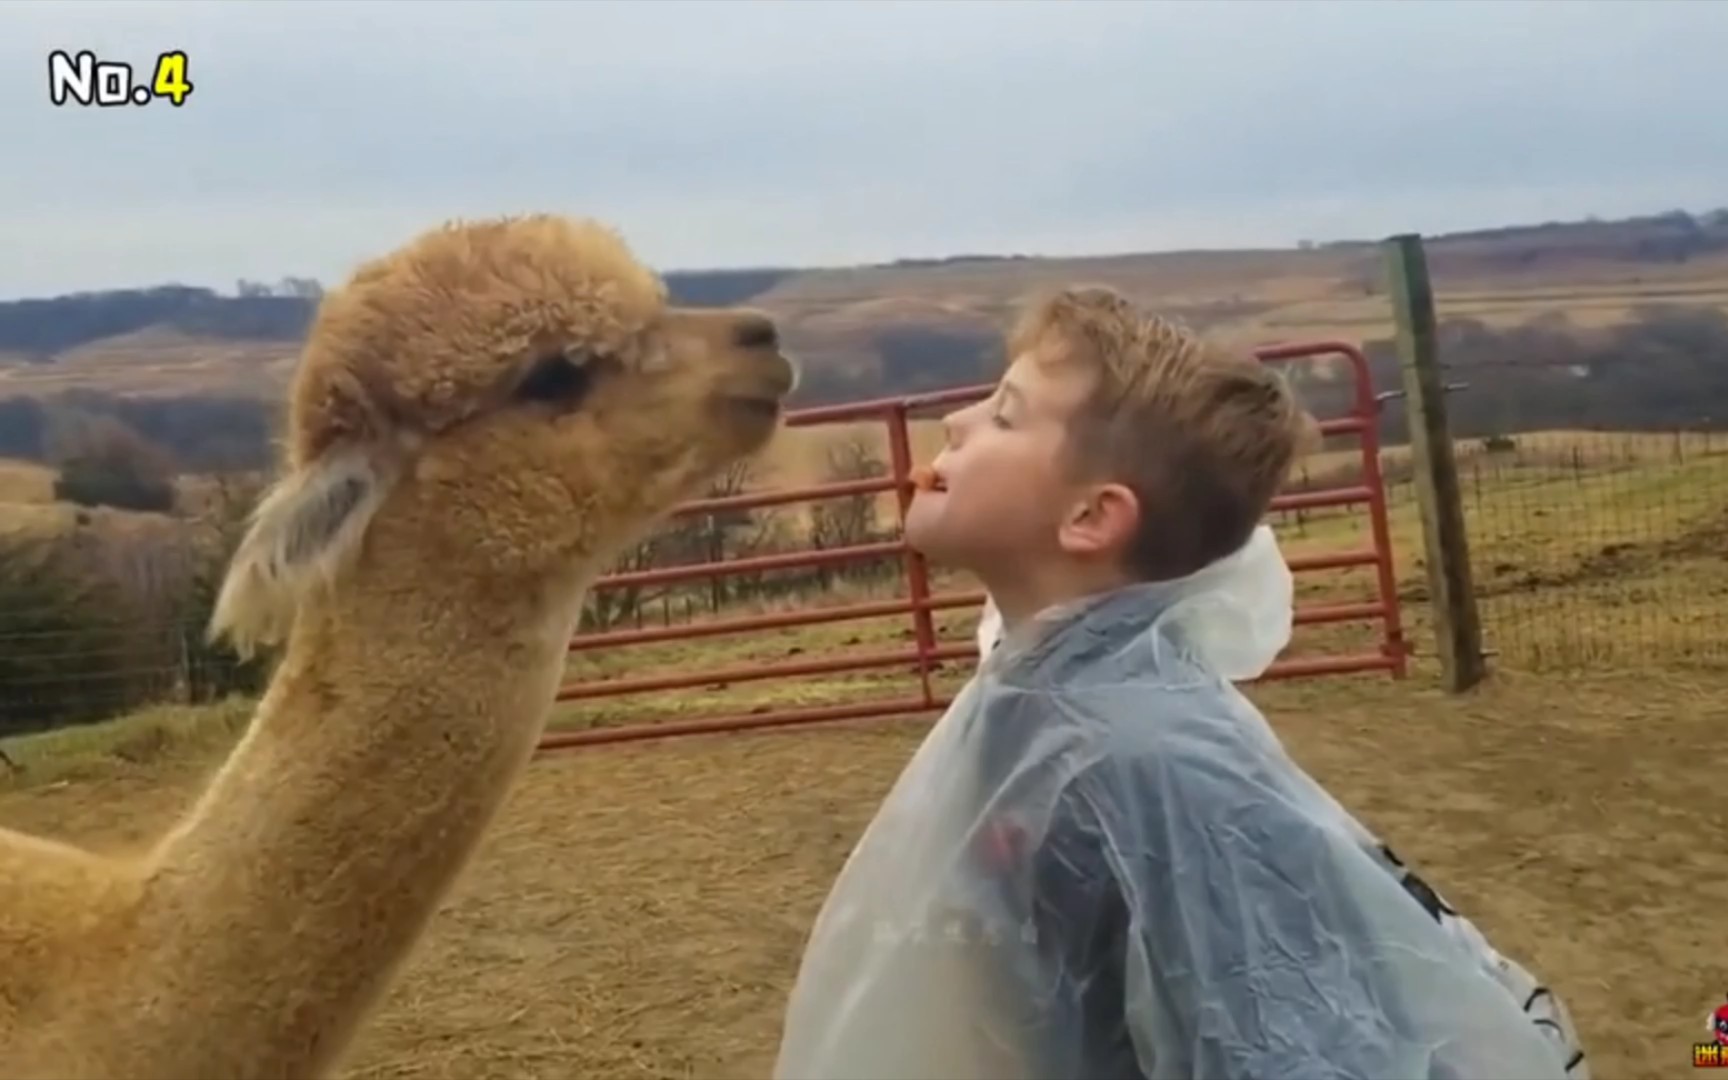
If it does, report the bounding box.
[773,288,1587,1080]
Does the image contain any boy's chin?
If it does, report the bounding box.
[902,508,957,563]
[905,524,990,572]
[902,523,943,561]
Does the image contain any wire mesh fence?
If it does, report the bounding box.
[0,611,267,740]
[1437,426,1728,672]
[1223,421,1728,678]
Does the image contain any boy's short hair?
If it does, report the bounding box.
[1008,285,1316,581]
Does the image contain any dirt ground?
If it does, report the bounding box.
[3,665,1724,1080]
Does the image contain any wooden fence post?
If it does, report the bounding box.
[1382,233,1487,692]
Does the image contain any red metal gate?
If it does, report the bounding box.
[538,339,1406,752]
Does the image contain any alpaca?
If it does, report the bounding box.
[0,214,797,1080]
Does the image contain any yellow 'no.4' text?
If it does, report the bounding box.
[48,50,193,108]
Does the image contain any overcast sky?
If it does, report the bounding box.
[3,0,1724,300]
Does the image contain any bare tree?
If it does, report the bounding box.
[580,457,770,627]
[809,436,889,589]
[692,458,766,612]
[179,473,275,702]
[46,410,180,514]
[580,536,670,632]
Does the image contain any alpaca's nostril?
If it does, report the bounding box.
[733,315,779,351]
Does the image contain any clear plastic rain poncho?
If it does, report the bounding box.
[775,526,1587,1080]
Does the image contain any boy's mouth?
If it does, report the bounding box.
[910,465,948,493]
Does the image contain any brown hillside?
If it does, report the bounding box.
[3,211,1727,403]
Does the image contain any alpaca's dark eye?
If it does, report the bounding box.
[513,351,593,407]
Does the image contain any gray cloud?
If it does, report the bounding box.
[2,0,1724,298]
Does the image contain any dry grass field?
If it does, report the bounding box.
[0,457,54,504]
[0,455,220,553]
[0,457,111,542]
[3,669,1722,1080]
[2,430,1724,1079]
[0,327,297,400]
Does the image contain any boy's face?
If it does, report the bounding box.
[905,351,1138,580]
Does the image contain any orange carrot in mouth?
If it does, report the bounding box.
[910,466,940,492]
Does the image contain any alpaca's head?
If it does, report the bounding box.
[209,214,795,655]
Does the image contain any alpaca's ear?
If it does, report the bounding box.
[208,448,391,658]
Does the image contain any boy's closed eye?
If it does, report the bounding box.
[990,381,1025,427]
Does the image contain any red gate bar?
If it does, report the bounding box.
[538,339,1407,752]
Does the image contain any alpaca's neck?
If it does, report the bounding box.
[109,566,585,1079]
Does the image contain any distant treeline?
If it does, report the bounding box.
[1346,305,1728,441]
[0,391,276,472]
[792,324,1008,407]
[798,304,1728,437]
[0,269,797,362]
[1305,208,1728,267]
[1423,208,1728,247]
[0,286,314,359]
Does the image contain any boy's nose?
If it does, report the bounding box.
[942,400,987,441]
[941,406,969,448]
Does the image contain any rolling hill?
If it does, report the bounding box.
[1,205,1726,498]
[2,208,1726,408]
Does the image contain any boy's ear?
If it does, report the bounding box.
[1058,482,1140,561]
[207,446,394,659]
